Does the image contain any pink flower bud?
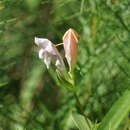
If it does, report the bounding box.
[63,29,79,70]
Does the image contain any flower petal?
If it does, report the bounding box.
[35,37,66,73]
[43,52,52,69]
[35,37,52,49]
[39,48,45,59]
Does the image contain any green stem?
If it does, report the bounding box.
[70,71,91,128]
[74,92,83,114]
[80,0,85,15]
[74,92,91,129]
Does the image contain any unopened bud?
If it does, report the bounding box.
[63,28,79,71]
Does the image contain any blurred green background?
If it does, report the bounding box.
[0,0,130,129]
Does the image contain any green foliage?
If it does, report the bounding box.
[0,0,130,129]
[98,88,130,130]
[72,112,92,130]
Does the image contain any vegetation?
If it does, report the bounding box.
[0,0,130,129]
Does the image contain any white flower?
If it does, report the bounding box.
[34,37,65,71]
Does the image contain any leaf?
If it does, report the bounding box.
[0,82,8,87]
[57,77,77,92]
[57,74,78,92]
[72,112,92,130]
[98,89,130,130]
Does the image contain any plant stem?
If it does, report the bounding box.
[80,0,85,15]
[74,92,83,114]
[71,71,91,128]
[74,92,91,129]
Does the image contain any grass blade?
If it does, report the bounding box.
[98,89,130,130]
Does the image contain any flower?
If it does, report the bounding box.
[34,37,65,71]
[63,28,79,70]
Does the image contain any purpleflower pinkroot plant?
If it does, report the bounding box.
[34,29,92,129]
[34,29,80,90]
[34,28,79,78]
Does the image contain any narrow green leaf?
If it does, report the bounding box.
[98,89,130,130]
